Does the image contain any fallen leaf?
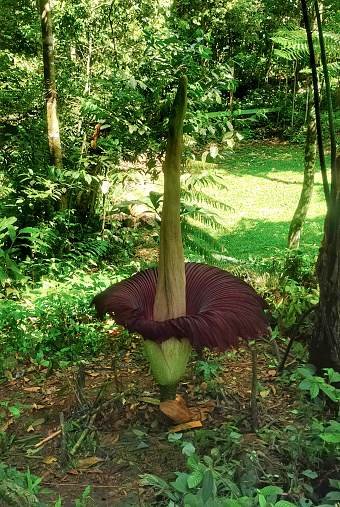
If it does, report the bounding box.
[31,418,45,427]
[43,456,57,464]
[168,421,203,433]
[269,384,277,395]
[77,457,105,469]
[260,391,268,398]
[68,469,79,475]
[27,425,35,432]
[268,370,276,377]
[0,418,13,432]
[32,403,45,410]
[160,395,196,424]
[23,387,41,392]
[139,397,160,405]
[88,372,100,377]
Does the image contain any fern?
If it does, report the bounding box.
[181,187,232,212]
[64,240,110,262]
[273,27,340,66]
[181,219,225,266]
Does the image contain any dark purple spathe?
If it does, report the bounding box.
[91,263,269,351]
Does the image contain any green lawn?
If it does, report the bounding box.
[209,142,327,261]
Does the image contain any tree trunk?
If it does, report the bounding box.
[309,155,340,372]
[288,97,316,248]
[301,0,340,372]
[39,0,65,210]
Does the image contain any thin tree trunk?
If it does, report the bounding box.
[39,0,65,209]
[288,99,317,248]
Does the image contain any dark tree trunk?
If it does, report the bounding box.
[310,156,340,372]
[301,0,340,372]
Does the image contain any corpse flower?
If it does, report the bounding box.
[92,76,269,402]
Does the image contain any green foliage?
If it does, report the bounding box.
[0,464,53,507]
[195,356,224,383]
[141,439,297,507]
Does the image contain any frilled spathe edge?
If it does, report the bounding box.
[91,263,270,351]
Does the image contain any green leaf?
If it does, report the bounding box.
[301,470,318,479]
[170,473,190,493]
[182,443,196,456]
[0,266,7,280]
[84,173,92,185]
[309,382,320,398]
[258,486,283,497]
[202,470,214,503]
[275,502,297,507]
[187,454,200,470]
[140,474,168,489]
[8,407,20,417]
[187,469,204,489]
[319,433,340,443]
[7,225,16,243]
[325,492,340,501]
[0,216,17,232]
[258,493,267,507]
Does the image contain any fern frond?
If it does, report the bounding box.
[183,159,218,171]
[182,170,227,190]
[181,188,232,212]
[182,219,224,265]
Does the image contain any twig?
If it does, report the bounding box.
[70,413,97,456]
[59,412,67,467]
[76,360,86,406]
[250,348,259,431]
[278,305,316,372]
[111,356,121,392]
[34,430,61,448]
[271,338,281,363]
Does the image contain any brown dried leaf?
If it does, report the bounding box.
[77,456,105,469]
[159,395,196,424]
[168,421,203,433]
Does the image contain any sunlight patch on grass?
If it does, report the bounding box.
[208,143,327,260]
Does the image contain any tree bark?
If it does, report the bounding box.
[288,97,317,249]
[301,0,340,372]
[310,155,340,372]
[39,0,65,209]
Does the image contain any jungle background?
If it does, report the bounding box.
[1,0,340,505]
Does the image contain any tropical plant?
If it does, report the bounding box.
[91,76,269,418]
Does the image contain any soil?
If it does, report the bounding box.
[0,338,330,506]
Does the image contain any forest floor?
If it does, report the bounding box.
[0,141,338,506]
[0,337,311,507]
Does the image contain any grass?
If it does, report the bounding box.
[202,142,327,261]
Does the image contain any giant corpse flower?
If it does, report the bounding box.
[92,76,269,402]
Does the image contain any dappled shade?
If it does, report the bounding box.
[91,263,269,351]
